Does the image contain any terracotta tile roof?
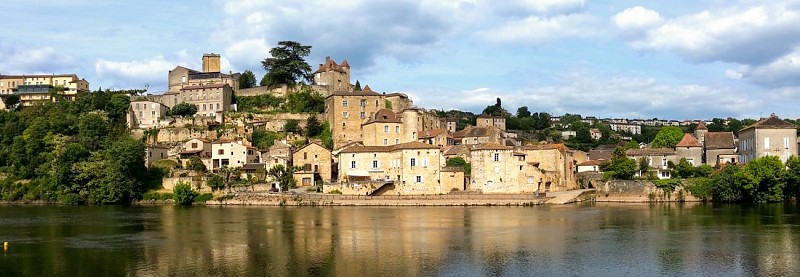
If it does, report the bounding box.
[626,148,676,156]
[363,109,401,125]
[740,114,797,132]
[384,92,408,98]
[472,142,512,151]
[391,141,440,150]
[313,57,348,74]
[521,143,569,153]
[704,132,735,150]
[327,90,383,97]
[179,149,203,155]
[477,113,493,118]
[180,83,229,90]
[588,149,613,161]
[452,126,496,138]
[695,121,707,130]
[296,141,331,152]
[675,133,702,147]
[443,145,470,156]
[418,128,445,139]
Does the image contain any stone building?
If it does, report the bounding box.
[324,87,386,149]
[626,148,679,179]
[674,133,703,165]
[145,144,170,168]
[470,143,541,193]
[361,109,404,146]
[262,140,293,171]
[385,93,412,113]
[399,108,442,142]
[738,114,798,164]
[0,74,89,106]
[418,128,450,147]
[167,54,240,93]
[129,100,170,129]
[211,138,260,170]
[336,141,451,195]
[692,121,738,166]
[313,56,351,93]
[476,114,506,131]
[292,141,333,186]
[519,144,578,191]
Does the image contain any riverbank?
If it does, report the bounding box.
[202,193,549,206]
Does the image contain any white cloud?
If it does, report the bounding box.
[224,38,270,73]
[478,13,595,44]
[617,2,800,65]
[612,6,663,32]
[734,47,800,87]
[94,52,195,90]
[0,43,74,74]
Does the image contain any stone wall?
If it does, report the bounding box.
[594,180,699,202]
[155,128,217,143]
[162,175,211,192]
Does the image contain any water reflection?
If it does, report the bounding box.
[0,203,798,276]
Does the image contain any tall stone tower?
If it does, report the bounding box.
[202,53,221,73]
[694,121,708,146]
[313,57,351,92]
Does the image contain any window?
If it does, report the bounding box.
[342,112,348,118]
[662,158,667,167]
[384,125,389,133]
[395,126,400,133]
[494,153,500,162]
[395,139,399,144]
[764,137,770,150]
[422,158,429,167]
[192,143,197,148]
[415,176,422,183]
[410,158,416,167]
[350,160,357,169]
[360,99,366,107]
[304,152,307,159]
[360,112,366,119]
[218,149,224,155]
[383,139,388,145]
[785,137,790,149]
[342,100,348,107]
[660,171,670,178]
[372,160,379,168]
[216,103,220,110]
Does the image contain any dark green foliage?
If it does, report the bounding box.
[608,147,636,180]
[711,165,746,203]
[685,177,713,201]
[320,121,333,149]
[261,41,312,87]
[173,182,198,205]
[171,102,198,117]
[285,86,324,113]
[516,106,531,118]
[354,80,362,91]
[305,115,322,137]
[234,94,283,112]
[186,156,207,172]
[446,157,471,176]
[251,128,279,149]
[268,164,299,192]
[239,70,257,89]
[3,94,20,109]
[651,126,684,148]
[206,173,224,192]
[193,193,213,203]
[284,119,299,133]
[785,156,800,200]
[482,97,506,117]
[142,191,173,201]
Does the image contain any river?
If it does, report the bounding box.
[1,203,798,276]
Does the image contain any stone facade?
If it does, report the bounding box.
[324,88,386,149]
[626,148,679,179]
[129,100,170,129]
[520,144,577,191]
[313,57,351,93]
[400,108,442,143]
[674,133,703,165]
[167,55,239,94]
[293,142,333,186]
[476,114,506,131]
[470,143,541,193]
[145,145,170,167]
[211,139,260,170]
[738,114,797,164]
[385,93,412,113]
[361,109,404,146]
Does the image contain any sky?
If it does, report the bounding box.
[2,0,800,120]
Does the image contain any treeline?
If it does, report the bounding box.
[0,90,156,204]
[235,85,324,114]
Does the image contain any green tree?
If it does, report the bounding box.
[186,156,207,172]
[284,119,299,133]
[711,165,746,203]
[673,158,695,178]
[239,70,257,89]
[305,115,322,137]
[251,128,278,149]
[609,147,636,180]
[516,106,531,118]
[446,157,472,175]
[638,157,650,177]
[171,102,198,117]
[107,94,130,123]
[285,86,324,113]
[268,164,298,192]
[173,182,198,205]
[78,112,110,151]
[651,126,684,148]
[742,156,785,203]
[261,41,312,87]
[354,80,362,91]
[206,173,224,191]
[785,156,800,200]
[3,94,20,109]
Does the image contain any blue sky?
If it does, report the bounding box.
[3,0,800,120]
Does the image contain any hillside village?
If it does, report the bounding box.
[2,47,800,201]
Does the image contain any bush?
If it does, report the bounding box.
[173,182,198,205]
[142,191,173,201]
[193,193,213,203]
[328,189,342,194]
[57,193,83,205]
[685,177,713,201]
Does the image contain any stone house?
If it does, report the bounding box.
[313,56,351,94]
[519,144,578,191]
[453,126,508,146]
[590,128,602,140]
[211,138,260,170]
[167,54,240,93]
[129,100,170,129]
[262,140,292,171]
[577,160,603,172]
[336,141,452,195]
[470,143,542,193]
[738,114,798,164]
[324,87,386,149]
[384,93,412,113]
[674,133,703,166]
[476,114,506,131]
[361,109,404,146]
[179,138,213,169]
[693,121,738,166]
[292,142,333,186]
[399,108,442,142]
[145,144,170,168]
[418,128,450,147]
[442,144,472,163]
[626,148,679,179]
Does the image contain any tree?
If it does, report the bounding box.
[673,158,695,178]
[785,156,800,200]
[711,165,746,203]
[305,115,322,137]
[284,119,299,133]
[268,164,298,192]
[638,157,650,177]
[78,112,110,151]
[354,80,362,91]
[261,41,312,87]
[239,70,257,89]
[107,94,130,123]
[446,157,471,175]
[650,126,684,148]
[285,87,324,113]
[482,97,505,116]
[171,103,198,117]
[742,156,785,203]
[186,156,207,172]
[251,128,278,149]
[609,147,636,180]
[516,106,531,118]
[206,173,224,191]
[3,95,20,109]
[173,182,198,205]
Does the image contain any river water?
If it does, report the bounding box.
[1,203,799,276]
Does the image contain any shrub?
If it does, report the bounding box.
[142,191,173,201]
[193,193,213,203]
[57,193,83,205]
[328,189,342,194]
[173,182,198,205]
[685,177,713,201]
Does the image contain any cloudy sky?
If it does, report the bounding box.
[3,0,800,120]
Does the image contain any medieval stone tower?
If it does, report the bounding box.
[313,56,351,92]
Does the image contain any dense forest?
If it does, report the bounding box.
[0,90,157,204]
